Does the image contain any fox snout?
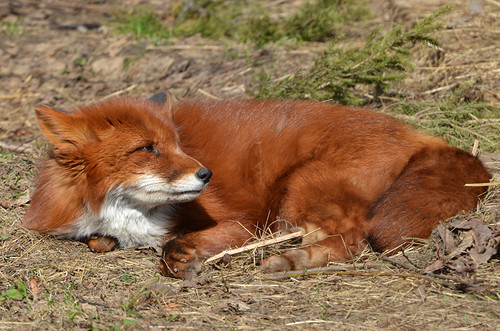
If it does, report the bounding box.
[195,167,212,184]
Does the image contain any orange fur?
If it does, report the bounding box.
[23,94,490,279]
[161,98,490,278]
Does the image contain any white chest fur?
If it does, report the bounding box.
[71,186,175,248]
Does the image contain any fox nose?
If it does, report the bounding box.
[196,168,212,184]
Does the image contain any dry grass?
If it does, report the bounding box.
[1,154,498,329]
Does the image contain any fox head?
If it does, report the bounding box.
[23,92,211,244]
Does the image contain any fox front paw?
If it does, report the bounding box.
[159,239,202,279]
[84,235,118,253]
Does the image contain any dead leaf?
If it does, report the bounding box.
[469,244,497,265]
[180,275,208,289]
[471,222,493,253]
[30,278,39,296]
[1,227,15,235]
[413,284,427,298]
[424,259,444,273]
[436,224,456,254]
[427,217,499,274]
[448,231,474,259]
[11,127,33,137]
[0,200,14,209]
[448,217,482,231]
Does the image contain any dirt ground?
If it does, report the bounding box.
[0,0,499,330]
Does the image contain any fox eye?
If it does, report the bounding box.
[136,145,159,155]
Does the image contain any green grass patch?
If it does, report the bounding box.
[173,0,369,45]
[0,18,24,38]
[391,97,500,153]
[111,0,370,45]
[0,279,31,310]
[281,0,370,42]
[173,0,370,44]
[171,0,245,40]
[253,6,450,104]
[110,7,170,43]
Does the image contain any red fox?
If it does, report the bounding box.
[23,92,491,279]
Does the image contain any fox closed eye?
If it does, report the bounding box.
[136,145,160,155]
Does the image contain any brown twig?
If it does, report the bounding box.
[261,264,407,280]
[449,123,494,144]
[464,182,500,187]
[146,45,223,51]
[77,297,118,309]
[204,230,305,264]
[103,85,137,99]
[421,83,458,95]
[262,257,498,297]
[471,140,479,156]
[263,269,462,283]
[197,89,221,100]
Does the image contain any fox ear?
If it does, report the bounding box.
[149,91,170,105]
[149,91,173,117]
[35,104,78,147]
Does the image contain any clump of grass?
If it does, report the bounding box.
[112,1,370,45]
[0,279,31,310]
[171,0,242,40]
[283,0,370,42]
[174,0,370,44]
[235,0,370,44]
[0,18,24,38]
[391,88,500,152]
[236,12,283,46]
[111,7,170,43]
[253,6,451,105]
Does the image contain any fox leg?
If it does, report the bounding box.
[262,174,371,272]
[160,220,256,279]
[262,218,369,272]
[83,235,118,253]
[367,147,491,252]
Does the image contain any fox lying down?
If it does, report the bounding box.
[23,92,491,278]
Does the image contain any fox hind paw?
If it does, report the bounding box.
[262,249,311,272]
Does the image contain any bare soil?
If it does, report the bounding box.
[0,0,499,330]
